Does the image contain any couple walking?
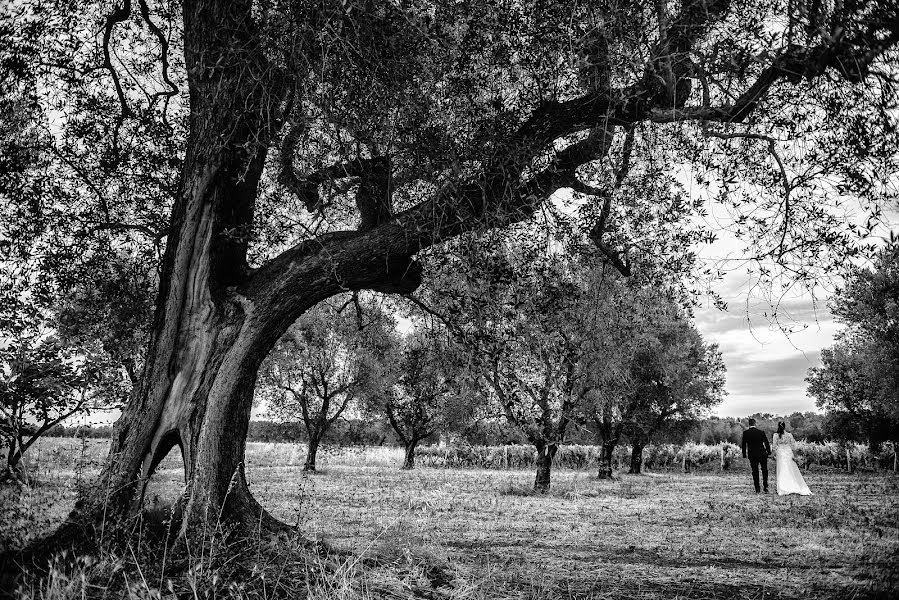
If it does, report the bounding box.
[741,419,812,496]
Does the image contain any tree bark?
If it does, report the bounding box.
[533,443,557,492]
[629,442,645,474]
[59,0,294,541]
[598,439,617,479]
[402,439,418,470]
[304,435,321,472]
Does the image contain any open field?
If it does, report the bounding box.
[2,438,899,598]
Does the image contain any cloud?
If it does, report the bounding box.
[694,294,839,417]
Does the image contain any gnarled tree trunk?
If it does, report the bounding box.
[64,0,292,540]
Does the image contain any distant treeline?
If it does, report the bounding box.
[50,411,834,446]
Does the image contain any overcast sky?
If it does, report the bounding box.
[686,189,871,418]
[691,268,839,417]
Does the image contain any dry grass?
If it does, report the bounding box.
[2,438,898,599]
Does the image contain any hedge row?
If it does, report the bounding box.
[415,441,898,471]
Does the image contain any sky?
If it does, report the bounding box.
[674,162,885,418]
[685,188,887,417]
[684,190,836,417]
[691,268,838,417]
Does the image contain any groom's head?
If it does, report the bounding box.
[748,418,757,427]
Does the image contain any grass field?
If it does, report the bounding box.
[2,438,898,599]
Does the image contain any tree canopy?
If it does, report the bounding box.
[807,245,899,450]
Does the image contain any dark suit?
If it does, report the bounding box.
[741,427,771,492]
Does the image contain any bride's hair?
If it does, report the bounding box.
[776,422,786,437]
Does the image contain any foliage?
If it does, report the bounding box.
[373,322,472,468]
[0,260,126,482]
[623,314,727,448]
[691,413,829,445]
[257,293,394,469]
[415,240,658,487]
[807,246,899,449]
[0,331,123,482]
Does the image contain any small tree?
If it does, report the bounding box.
[0,333,122,483]
[582,286,680,479]
[421,243,631,492]
[379,327,457,469]
[259,296,388,471]
[624,320,726,473]
[0,257,126,484]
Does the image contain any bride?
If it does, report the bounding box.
[772,422,813,496]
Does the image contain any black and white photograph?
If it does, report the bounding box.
[1,0,897,598]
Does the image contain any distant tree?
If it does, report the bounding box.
[625,320,726,473]
[419,243,640,491]
[378,325,461,469]
[692,417,742,444]
[807,336,898,451]
[807,246,899,451]
[583,286,689,478]
[258,295,391,471]
[785,412,827,442]
[0,332,123,483]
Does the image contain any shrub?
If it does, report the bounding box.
[412,441,896,472]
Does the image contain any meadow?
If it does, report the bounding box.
[2,438,898,599]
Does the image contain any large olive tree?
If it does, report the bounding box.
[2,0,896,539]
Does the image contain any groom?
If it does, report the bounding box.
[741,418,771,493]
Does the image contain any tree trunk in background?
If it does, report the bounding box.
[305,436,321,471]
[402,439,418,470]
[629,443,645,474]
[598,440,616,479]
[598,440,617,479]
[534,444,557,492]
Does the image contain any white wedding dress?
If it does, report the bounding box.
[772,432,812,496]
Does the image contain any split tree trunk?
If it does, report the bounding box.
[629,442,645,474]
[65,0,422,539]
[62,0,293,540]
[1,438,25,484]
[534,444,557,492]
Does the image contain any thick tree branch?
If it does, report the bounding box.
[247,20,898,324]
[101,0,134,153]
